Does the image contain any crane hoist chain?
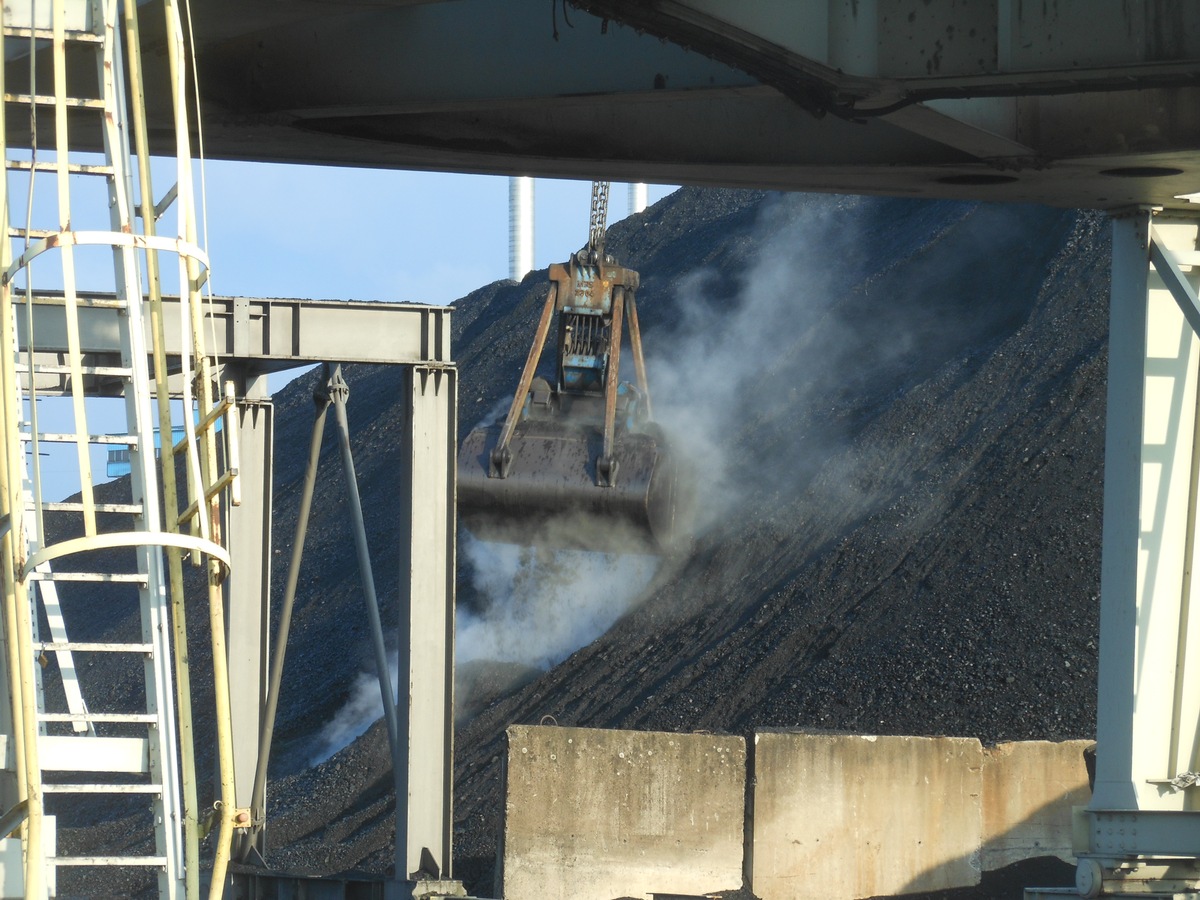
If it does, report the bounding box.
[588,180,610,262]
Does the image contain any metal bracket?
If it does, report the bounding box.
[1147,771,1200,791]
[1085,809,1200,856]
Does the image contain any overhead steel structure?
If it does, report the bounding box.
[76,0,1200,212]
[6,2,1200,899]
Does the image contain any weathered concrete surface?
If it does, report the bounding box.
[500,725,745,900]
[500,729,1090,900]
[981,740,1093,870]
[750,732,984,899]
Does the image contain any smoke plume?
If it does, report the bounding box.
[644,193,990,534]
[310,537,657,763]
[310,191,1017,763]
[457,536,657,670]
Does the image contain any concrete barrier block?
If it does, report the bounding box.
[750,732,983,900]
[500,725,746,900]
[981,740,1093,870]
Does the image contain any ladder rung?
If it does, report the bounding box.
[37,501,143,514]
[37,641,153,654]
[43,783,160,794]
[28,735,149,774]
[26,294,129,310]
[38,713,157,724]
[176,468,237,527]
[196,390,237,435]
[152,183,178,221]
[28,572,147,584]
[2,26,103,44]
[20,432,138,446]
[6,159,114,176]
[18,363,133,378]
[4,92,104,109]
[53,856,169,867]
[8,227,57,240]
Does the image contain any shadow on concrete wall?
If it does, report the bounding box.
[877,855,1075,900]
[871,745,1097,899]
[874,780,1093,900]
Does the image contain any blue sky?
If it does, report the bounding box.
[202,162,676,306]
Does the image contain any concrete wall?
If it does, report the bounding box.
[751,733,984,900]
[500,726,1093,900]
[981,740,1093,870]
[500,725,746,900]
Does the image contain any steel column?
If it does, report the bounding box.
[1080,210,1200,894]
[223,368,274,857]
[1094,211,1200,812]
[246,377,331,866]
[1092,211,1155,813]
[391,365,458,898]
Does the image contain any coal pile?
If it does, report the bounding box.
[51,186,1110,897]
[257,188,1109,898]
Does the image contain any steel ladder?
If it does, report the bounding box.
[0,1,240,897]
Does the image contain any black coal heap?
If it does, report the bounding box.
[63,187,1108,898]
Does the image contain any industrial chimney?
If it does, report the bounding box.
[628,182,648,216]
[509,176,534,280]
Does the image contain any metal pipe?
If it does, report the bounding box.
[52,0,97,541]
[329,366,401,758]
[0,29,43,887]
[11,484,43,899]
[123,2,201,889]
[160,0,239,889]
[247,377,332,853]
[206,576,238,896]
[0,799,29,838]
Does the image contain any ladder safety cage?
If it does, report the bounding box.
[0,1,241,898]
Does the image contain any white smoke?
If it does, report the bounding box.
[308,192,987,764]
[310,537,656,763]
[309,196,847,764]
[311,661,398,764]
[457,536,657,670]
[645,195,873,530]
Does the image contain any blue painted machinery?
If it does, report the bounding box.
[458,183,684,552]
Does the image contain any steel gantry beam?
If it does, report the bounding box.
[15,294,451,393]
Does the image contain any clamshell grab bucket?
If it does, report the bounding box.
[458,420,682,553]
